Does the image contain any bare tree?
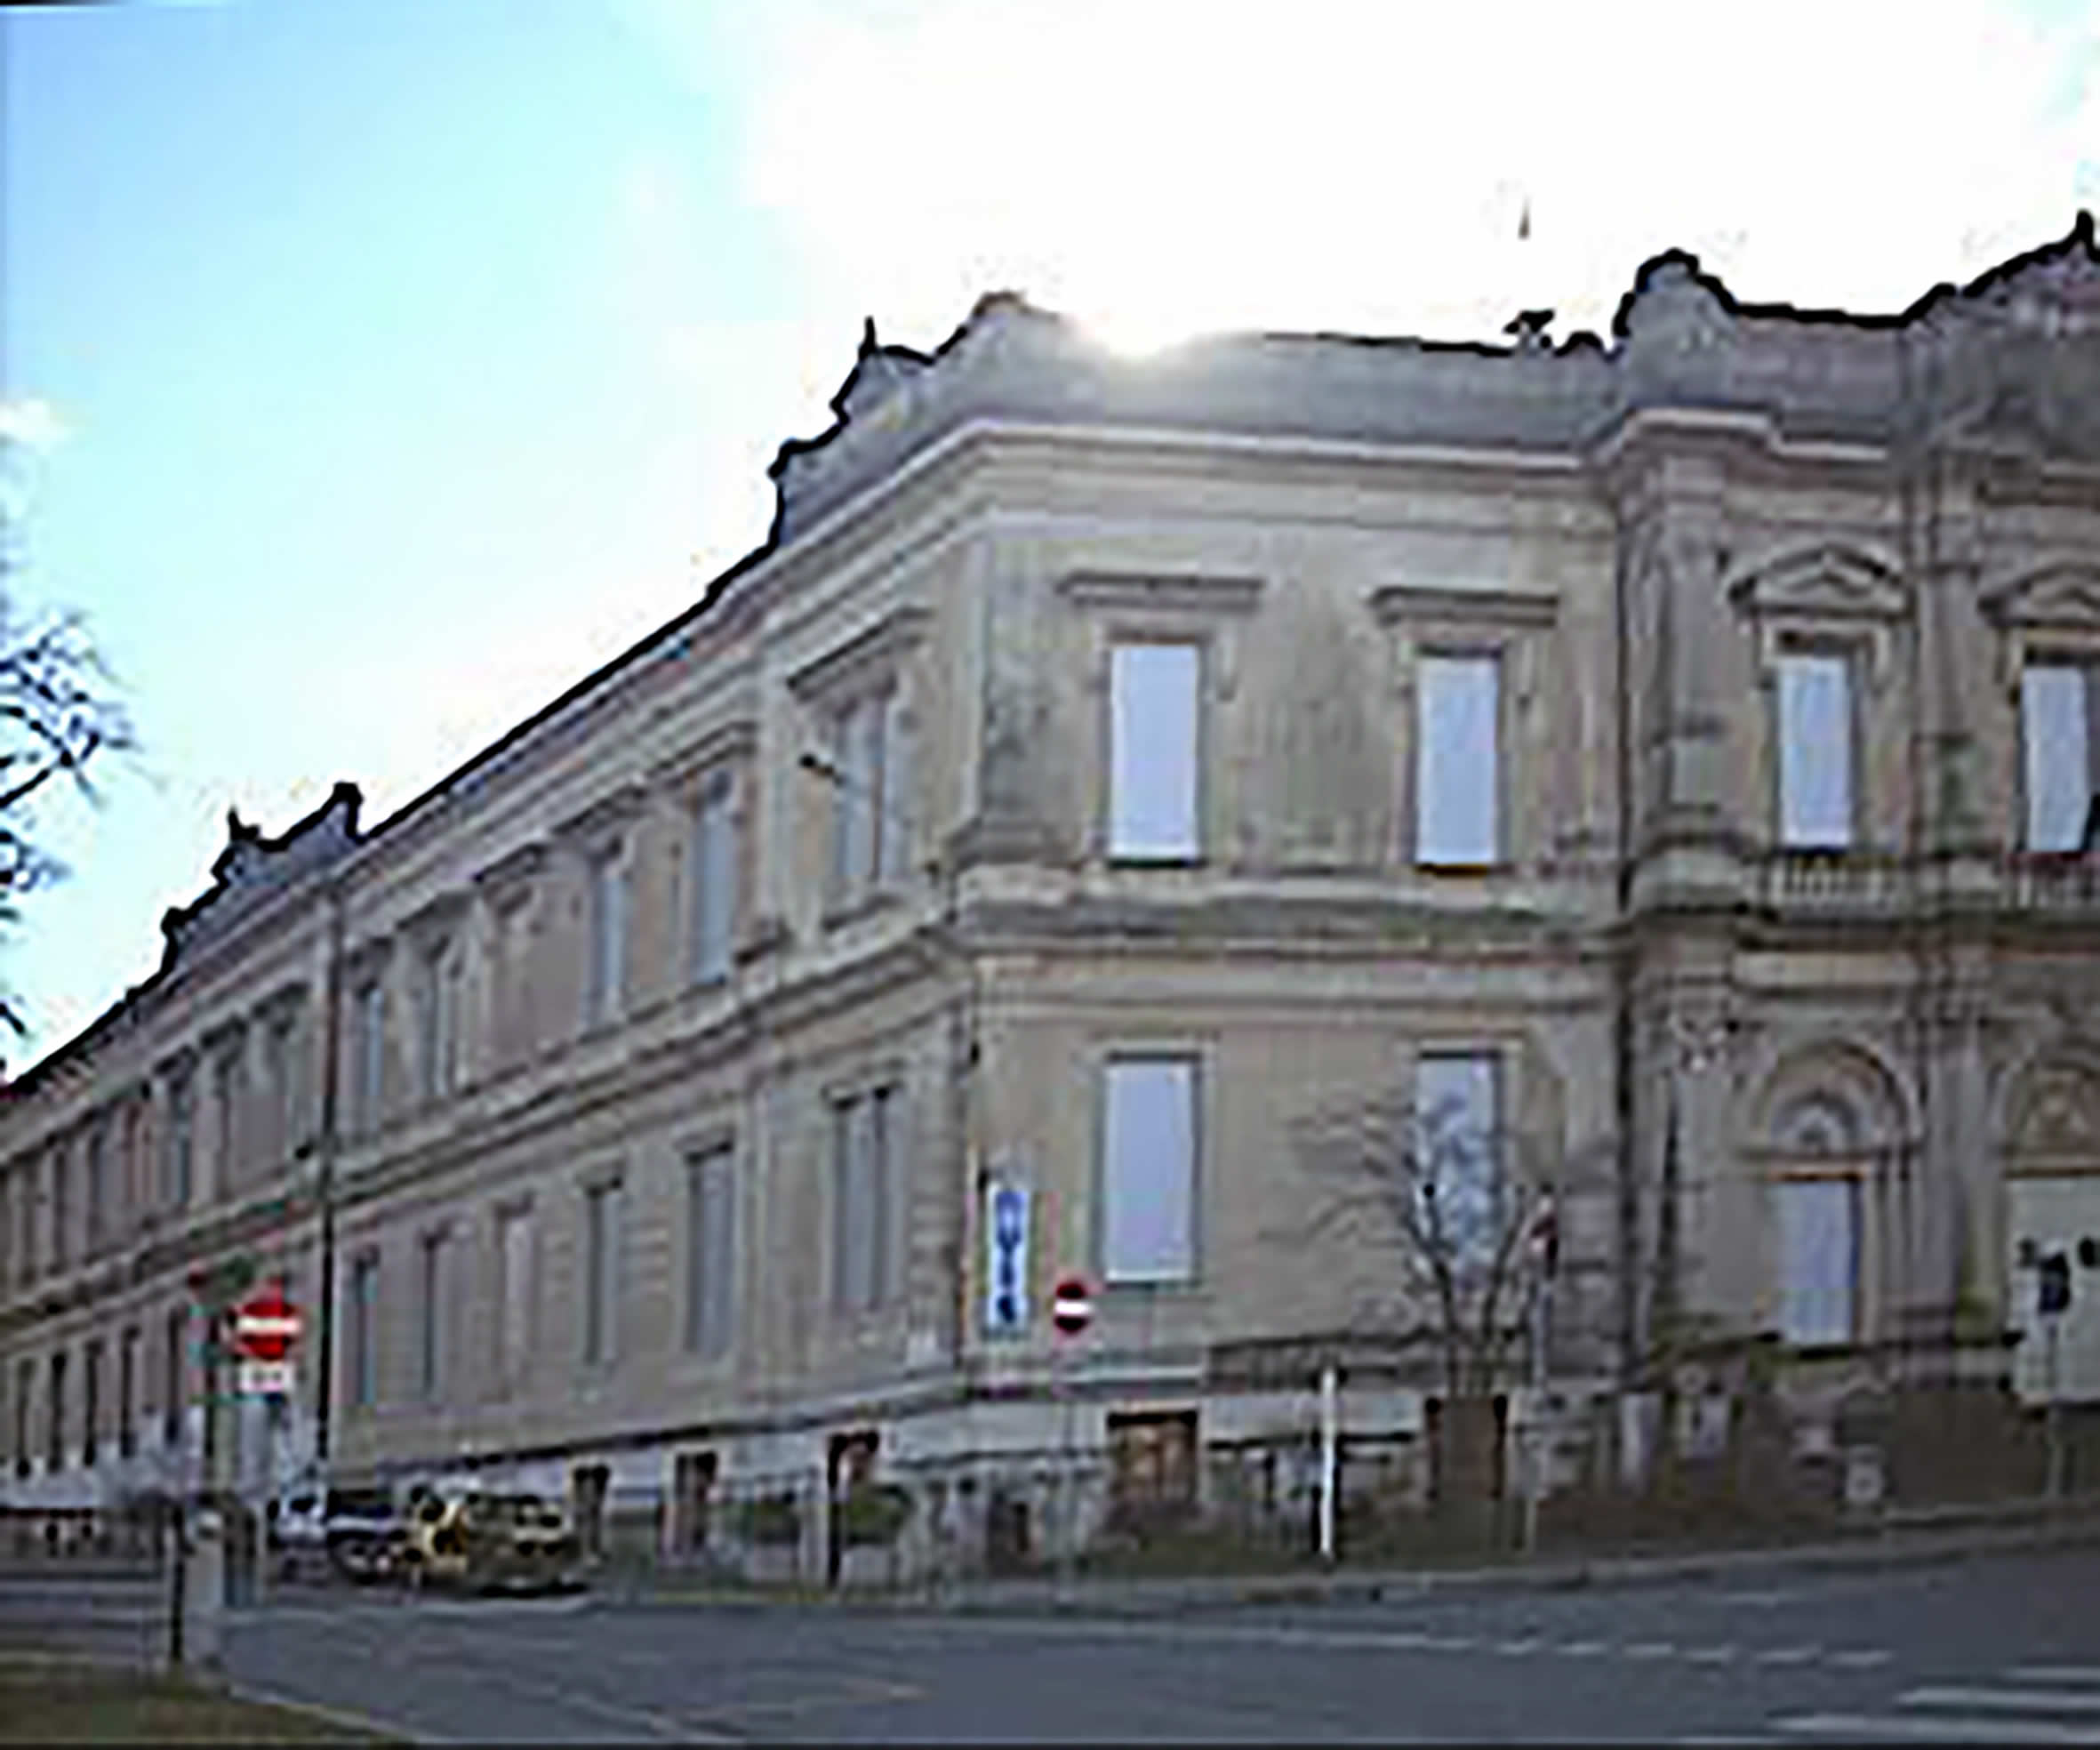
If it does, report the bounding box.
[0,564,135,1037]
[1286,1080,1561,1408]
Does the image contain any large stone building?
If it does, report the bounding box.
[4,216,2099,1577]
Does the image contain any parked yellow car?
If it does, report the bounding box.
[399,1488,580,1594]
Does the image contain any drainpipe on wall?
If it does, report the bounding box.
[311,879,347,1469]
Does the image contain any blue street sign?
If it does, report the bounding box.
[984,1183,1030,1336]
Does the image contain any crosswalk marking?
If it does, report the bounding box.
[1775,1712,2100,1745]
[1901,1685,2100,1715]
[2017,1669,2100,1686]
[1553,1640,1607,1657]
[1755,1646,1818,1666]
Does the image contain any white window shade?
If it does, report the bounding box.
[2024,664,2091,853]
[1776,1176,1856,1347]
[1777,654,1854,849]
[1416,655,1499,866]
[499,1210,533,1384]
[1110,644,1200,860]
[1103,1060,1197,1283]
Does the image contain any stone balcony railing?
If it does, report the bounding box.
[1759,852,1913,913]
[2007,852,2100,913]
[1757,850,2100,919]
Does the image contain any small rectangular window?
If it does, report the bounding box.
[163,1307,186,1445]
[693,775,738,984]
[348,1255,379,1409]
[1776,652,1855,849]
[685,1144,736,1357]
[1102,1059,1198,1284]
[118,1327,139,1459]
[84,1129,107,1254]
[1109,643,1201,861]
[1415,654,1501,867]
[13,1359,30,1478]
[586,849,627,1029]
[1776,1176,1856,1348]
[50,1148,68,1271]
[355,983,387,1131]
[2023,663,2098,853]
[164,1074,195,1209]
[496,1207,534,1389]
[418,1232,446,1400]
[1415,1052,1503,1268]
[582,1183,620,1366]
[46,1350,66,1471]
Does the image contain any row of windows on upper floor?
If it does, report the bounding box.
[1122,638,2100,865]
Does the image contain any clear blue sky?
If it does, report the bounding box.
[4,0,2096,1067]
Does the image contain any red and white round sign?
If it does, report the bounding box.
[233,1280,302,1365]
[1051,1273,1093,1338]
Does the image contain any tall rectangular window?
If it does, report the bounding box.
[830,1091,895,1315]
[264,1010,301,1162]
[12,1359,28,1478]
[693,775,738,985]
[355,981,387,1131]
[213,1048,244,1192]
[1415,654,1500,867]
[118,1326,139,1459]
[418,1231,446,1400]
[46,1350,66,1470]
[582,1182,620,1367]
[585,848,626,1029]
[417,943,460,1100]
[1415,1052,1503,1267]
[84,1127,107,1254]
[495,1207,534,1389]
[828,694,893,904]
[685,1144,737,1357]
[1776,1176,1856,1348]
[49,1147,68,1272]
[347,1254,379,1409]
[2022,662,2100,853]
[13,1161,31,1284]
[82,1339,101,1468]
[0,1169,11,1294]
[162,1307,186,1446]
[164,1072,195,1210]
[1109,643,1201,861]
[1776,651,1855,849]
[1102,1059,1198,1285]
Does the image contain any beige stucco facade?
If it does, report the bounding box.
[4,218,2100,1571]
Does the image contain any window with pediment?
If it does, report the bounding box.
[1061,573,1262,869]
[1985,563,2100,855]
[1368,583,1557,872]
[1728,544,1910,856]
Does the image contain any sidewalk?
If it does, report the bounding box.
[621,1490,2100,1618]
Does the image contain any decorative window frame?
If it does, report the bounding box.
[556,788,647,1038]
[820,1059,912,1324]
[1093,1040,1209,1293]
[1368,583,1556,872]
[1059,572,1264,869]
[1982,560,2100,855]
[789,605,931,925]
[1727,543,1910,856]
[474,844,546,1072]
[576,1165,626,1372]
[653,719,758,989]
[678,1124,740,1362]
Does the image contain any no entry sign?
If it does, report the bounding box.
[1051,1273,1093,1339]
[233,1281,302,1365]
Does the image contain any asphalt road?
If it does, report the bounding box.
[12,1548,2100,1741]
